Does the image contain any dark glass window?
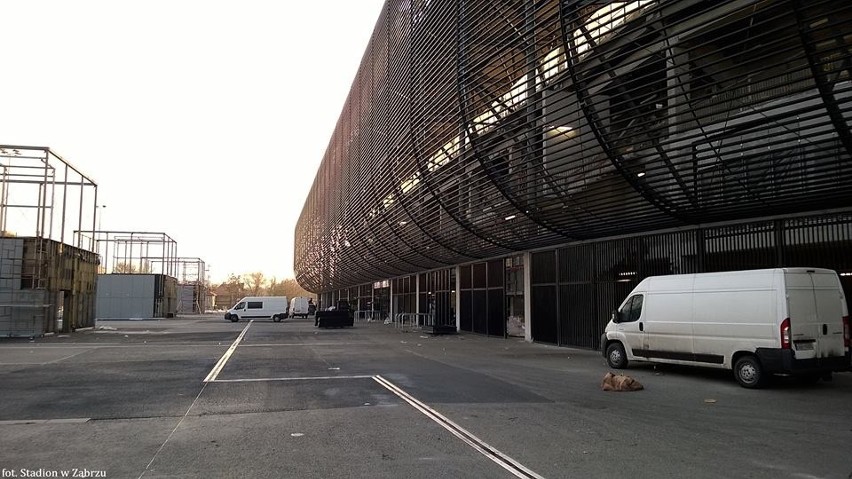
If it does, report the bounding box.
[247,301,263,309]
[472,262,487,289]
[620,295,643,322]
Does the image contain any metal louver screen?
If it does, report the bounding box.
[296,0,852,293]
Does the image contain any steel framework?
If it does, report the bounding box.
[295,0,852,293]
[0,145,100,335]
[0,145,99,245]
[73,230,178,276]
[155,257,208,313]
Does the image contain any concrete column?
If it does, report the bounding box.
[523,252,532,342]
[389,280,394,322]
[415,274,420,315]
[455,266,461,331]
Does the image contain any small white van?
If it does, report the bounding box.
[225,296,289,323]
[601,268,850,388]
[289,297,311,318]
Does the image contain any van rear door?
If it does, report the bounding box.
[811,271,846,359]
[785,270,845,359]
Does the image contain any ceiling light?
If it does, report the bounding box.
[549,125,578,139]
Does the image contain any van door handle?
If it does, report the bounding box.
[822,324,827,335]
[639,322,644,332]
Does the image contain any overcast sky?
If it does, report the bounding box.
[0,0,386,284]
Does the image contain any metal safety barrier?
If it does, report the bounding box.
[393,313,434,331]
[354,310,385,322]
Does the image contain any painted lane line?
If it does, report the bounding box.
[211,375,373,383]
[203,320,253,383]
[139,380,209,478]
[373,375,544,479]
[45,348,93,364]
[0,344,252,349]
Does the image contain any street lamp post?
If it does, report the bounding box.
[97,205,107,273]
[97,205,106,231]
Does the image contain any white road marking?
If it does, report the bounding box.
[211,375,372,383]
[203,321,252,383]
[139,379,209,478]
[45,349,92,364]
[373,375,545,479]
[0,344,249,349]
[141,322,258,477]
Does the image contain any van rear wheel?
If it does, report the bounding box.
[734,355,765,388]
[606,342,628,369]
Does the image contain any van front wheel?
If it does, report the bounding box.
[734,355,765,388]
[606,342,628,369]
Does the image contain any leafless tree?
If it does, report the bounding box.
[224,273,245,299]
[247,271,265,296]
[280,278,315,299]
[112,261,152,273]
[210,274,246,310]
[267,277,287,296]
[210,274,316,306]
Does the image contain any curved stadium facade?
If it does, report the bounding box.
[296,0,852,347]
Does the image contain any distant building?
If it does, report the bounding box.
[96,274,177,319]
[213,292,239,312]
[206,291,217,311]
[0,237,99,336]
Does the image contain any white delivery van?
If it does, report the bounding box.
[289,297,311,318]
[225,296,289,323]
[601,268,850,388]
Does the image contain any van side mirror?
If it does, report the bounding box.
[611,310,621,323]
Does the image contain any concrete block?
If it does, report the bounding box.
[0,264,13,277]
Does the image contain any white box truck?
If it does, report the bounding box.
[601,268,850,388]
[225,296,289,323]
[289,297,311,318]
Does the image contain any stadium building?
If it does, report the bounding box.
[295,0,852,348]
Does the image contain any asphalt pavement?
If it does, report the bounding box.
[0,315,850,479]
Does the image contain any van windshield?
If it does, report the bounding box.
[233,302,245,310]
